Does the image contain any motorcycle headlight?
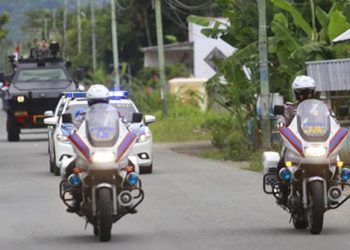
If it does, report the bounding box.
[136,132,151,143]
[91,151,115,163]
[304,146,327,157]
[56,134,70,143]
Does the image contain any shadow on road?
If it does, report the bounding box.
[39,232,146,244]
[225,226,350,236]
[0,138,48,143]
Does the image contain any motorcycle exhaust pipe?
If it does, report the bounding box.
[118,190,133,207]
[328,186,342,202]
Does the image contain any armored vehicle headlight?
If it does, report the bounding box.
[17,96,25,103]
[92,151,115,163]
[304,146,327,157]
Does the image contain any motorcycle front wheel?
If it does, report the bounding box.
[307,181,324,234]
[293,217,308,229]
[96,188,113,241]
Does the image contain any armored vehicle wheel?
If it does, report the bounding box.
[97,188,112,242]
[7,112,19,142]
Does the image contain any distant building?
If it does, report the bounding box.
[140,18,236,79]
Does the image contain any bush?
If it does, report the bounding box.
[150,98,211,142]
[205,112,250,160]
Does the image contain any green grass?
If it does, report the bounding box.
[146,102,267,173]
[149,104,212,143]
[244,150,263,172]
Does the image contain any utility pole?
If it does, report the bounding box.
[44,18,48,39]
[52,9,56,37]
[155,0,168,116]
[0,39,4,73]
[111,0,120,90]
[63,0,68,57]
[77,0,82,54]
[258,0,271,149]
[90,0,97,70]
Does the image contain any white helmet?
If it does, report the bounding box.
[292,75,316,100]
[86,84,109,106]
[292,75,316,90]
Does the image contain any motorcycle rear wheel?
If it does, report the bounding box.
[308,181,324,234]
[97,188,113,242]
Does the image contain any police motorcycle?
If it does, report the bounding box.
[263,99,350,234]
[59,101,144,242]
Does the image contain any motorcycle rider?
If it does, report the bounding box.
[66,84,110,212]
[276,75,317,204]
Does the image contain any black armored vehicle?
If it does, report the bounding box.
[2,42,76,141]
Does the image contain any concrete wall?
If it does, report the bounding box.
[169,78,208,112]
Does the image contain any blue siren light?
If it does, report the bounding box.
[279,168,291,180]
[68,174,81,186]
[341,168,350,181]
[64,92,86,98]
[109,91,128,100]
[127,172,139,185]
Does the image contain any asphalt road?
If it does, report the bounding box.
[1,108,350,250]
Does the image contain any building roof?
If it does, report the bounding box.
[140,41,193,52]
[306,58,350,92]
[332,29,350,43]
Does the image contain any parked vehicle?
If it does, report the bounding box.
[263,99,350,234]
[59,102,144,241]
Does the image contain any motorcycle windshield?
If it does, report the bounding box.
[297,99,330,142]
[85,103,119,147]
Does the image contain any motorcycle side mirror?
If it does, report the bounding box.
[132,112,143,123]
[274,105,285,115]
[62,113,73,123]
[338,106,349,117]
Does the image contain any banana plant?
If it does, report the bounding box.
[188,0,350,148]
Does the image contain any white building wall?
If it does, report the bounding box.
[188,19,236,79]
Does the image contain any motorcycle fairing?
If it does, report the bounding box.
[328,128,348,156]
[68,133,91,162]
[116,131,137,162]
[279,127,305,157]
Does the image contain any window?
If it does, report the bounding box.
[16,68,68,82]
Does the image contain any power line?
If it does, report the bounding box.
[167,0,212,10]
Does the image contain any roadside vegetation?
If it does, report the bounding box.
[6,0,350,172]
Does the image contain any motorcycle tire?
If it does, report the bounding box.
[97,188,113,242]
[308,181,324,234]
[293,217,308,229]
[93,223,99,236]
